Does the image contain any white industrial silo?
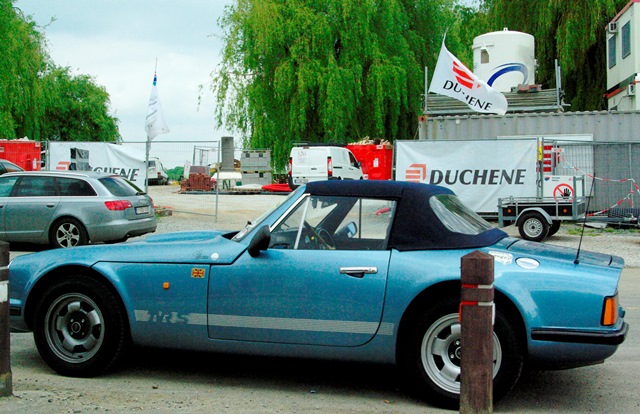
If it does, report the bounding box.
[473,28,536,92]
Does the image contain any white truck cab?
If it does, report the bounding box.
[287,145,363,189]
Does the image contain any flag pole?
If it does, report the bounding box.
[145,59,158,194]
[144,58,170,193]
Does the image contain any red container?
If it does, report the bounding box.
[346,143,393,180]
[0,139,42,171]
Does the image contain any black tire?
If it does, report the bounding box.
[547,220,561,237]
[518,212,549,242]
[287,176,298,190]
[398,296,524,409]
[33,277,129,377]
[50,217,89,248]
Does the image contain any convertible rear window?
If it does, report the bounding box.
[430,194,493,235]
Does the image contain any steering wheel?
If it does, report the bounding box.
[303,221,335,250]
[316,227,336,249]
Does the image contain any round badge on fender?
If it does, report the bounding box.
[516,257,540,269]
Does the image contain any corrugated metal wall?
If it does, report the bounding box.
[423,111,640,142]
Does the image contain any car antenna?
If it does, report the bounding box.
[574,176,596,264]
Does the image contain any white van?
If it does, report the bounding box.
[287,145,363,189]
[147,157,168,185]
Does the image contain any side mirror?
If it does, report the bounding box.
[247,225,271,257]
[345,222,358,238]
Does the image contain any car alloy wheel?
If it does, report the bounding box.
[43,292,105,364]
[420,313,502,395]
[33,277,129,377]
[51,218,88,248]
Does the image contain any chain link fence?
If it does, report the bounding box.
[554,141,640,221]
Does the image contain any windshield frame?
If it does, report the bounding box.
[231,186,304,241]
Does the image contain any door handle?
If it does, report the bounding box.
[339,267,378,278]
[45,203,56,208]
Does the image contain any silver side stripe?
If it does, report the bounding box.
[134,310,394,336]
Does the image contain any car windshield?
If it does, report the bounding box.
[232,187,304,241]
[430,194,494,235]
[99,176,144,197]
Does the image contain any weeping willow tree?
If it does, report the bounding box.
[483,0,629,110]
[211,0,456,170]
[1,0,120,141]
[0,0,47,139]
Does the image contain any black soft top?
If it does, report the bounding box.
[305,180,507,251]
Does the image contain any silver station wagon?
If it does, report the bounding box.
[0,171,157,248]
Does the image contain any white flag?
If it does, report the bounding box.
[145,73,170,140]
[429,40,508,115]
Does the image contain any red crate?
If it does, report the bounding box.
[0,139,42,170]
[346,143,393,180]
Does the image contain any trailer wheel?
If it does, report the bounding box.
[518,212,549,242]
[547,220,561,237]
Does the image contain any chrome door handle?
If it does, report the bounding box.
[339,267,378,278]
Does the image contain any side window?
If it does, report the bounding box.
[269,195,395,251]
[0,176,18,197]
[57,177,97,196]
[349,152,359,168]
[4,163,21,173]
[13,176,57,197]
[335,198,395,249]
[622,22,631,59]
[609,34,617,68]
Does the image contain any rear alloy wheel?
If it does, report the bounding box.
[398,297,524,409]
[33,277,128,377]
[518,212,549,242]
[50,218,88,248]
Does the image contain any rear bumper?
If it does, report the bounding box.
[87,216,157,242]
[531,322,628,346]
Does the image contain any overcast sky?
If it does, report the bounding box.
[16,0,234,149]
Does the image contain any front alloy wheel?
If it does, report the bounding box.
[34,277,128,377]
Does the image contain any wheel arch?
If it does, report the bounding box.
[396,281,527,362]
[23,265,130,337]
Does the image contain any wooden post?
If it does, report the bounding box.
[0,241,12,397]
[460,250,494,414]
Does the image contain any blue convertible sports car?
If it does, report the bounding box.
[9,180,628,408]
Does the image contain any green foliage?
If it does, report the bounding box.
[166,166,185,182]
[0,0,47,139]
[41,66,121,142]
[212,0,455,169]
[482,0,629,110]
[0,0,120,142]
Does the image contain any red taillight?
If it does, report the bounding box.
[327,156,333,177]
[287,157,292,176]
[104,200,133,211]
